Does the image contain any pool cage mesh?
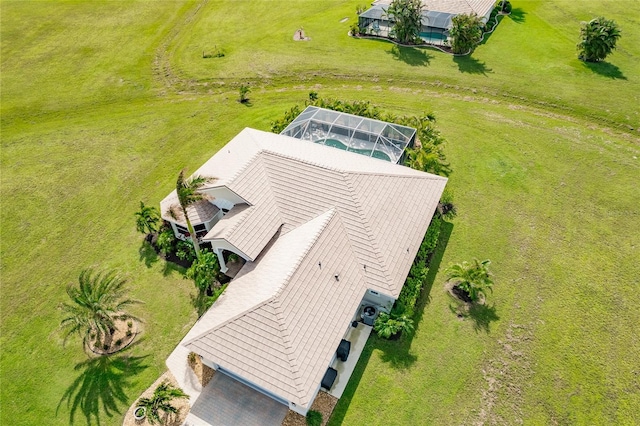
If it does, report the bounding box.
[280,106,416,164]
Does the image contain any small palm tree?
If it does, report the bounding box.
[374,312,415,339]
[60,269,142,349]
[169,169,215,261]
[577,17,621,62]
[135,201,160,235]
[446,259,493,302]
[405,145,452,177]
[137,381,189,425]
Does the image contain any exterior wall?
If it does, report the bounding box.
[169,208,223,241]
[362,288,395,313]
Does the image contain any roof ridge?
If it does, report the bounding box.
[270,298,307,397]
[340,172,394,286]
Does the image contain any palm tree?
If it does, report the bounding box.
[60,269,141,349]
[169,169,215,261]
[135,201,160,235]
[136,380,189,425]
[374,312,415,339]
[384,0,423,45]
[405,145,452,177]
[577,17,621,62]
[445,259,493,302]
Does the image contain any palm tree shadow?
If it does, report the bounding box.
[57,347,149,425]
[508,7,527,24]
[581,61,626,80]
[453,55,492,75]
[468,303,500,333]
[387,45,432,66]
[138,240,159,268]
[377,220,454,368]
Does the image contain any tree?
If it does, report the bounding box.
[136,380,188,425]
[238,84,251,103]
[384,0,423,45]
[445,259,493,302]
[60,269,141,349]
[169,169,215,261]
[449,13,483,54]
[577,17,621,62]
[185,250,220,295]
[405,145,452,176]
[135,201,160,235]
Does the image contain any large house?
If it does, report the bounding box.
[359,0,495,44]
[162,119,447,420]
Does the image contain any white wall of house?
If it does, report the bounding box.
[170,208,223,241]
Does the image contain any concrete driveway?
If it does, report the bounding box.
[184,372,288,426]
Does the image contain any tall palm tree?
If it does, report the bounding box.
[135,201,160,235]
[137,380,189,425]
[445,259,493,302]
[169,169,215,261]
[60,269,142,349]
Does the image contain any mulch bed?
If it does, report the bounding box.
[188,354,215,388]
[86,317,139,356]
[122,371,190,426]
[281,391,338,426]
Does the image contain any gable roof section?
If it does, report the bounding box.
[186,209,365,404]
[203,157,283,261]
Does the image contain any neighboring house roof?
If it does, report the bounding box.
[375,0,494,16]
[164,128,447,408]
[369,0,495,27]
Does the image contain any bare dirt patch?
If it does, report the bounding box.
[281,391,338,426]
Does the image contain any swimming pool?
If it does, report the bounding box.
[320,138,392,162]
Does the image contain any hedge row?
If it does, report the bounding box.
[395,215,442,317]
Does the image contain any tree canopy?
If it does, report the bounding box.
[446,259,493,302]
[449,13,483,54]
[385,0,423,45]
[577,17,621,62]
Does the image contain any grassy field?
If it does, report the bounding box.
[1,0,639,425]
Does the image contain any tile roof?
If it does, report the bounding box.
[375,0,494,17]
[160,196,219,227]
[170,128,446,408]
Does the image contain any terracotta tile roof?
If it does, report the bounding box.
[172,128,446,408]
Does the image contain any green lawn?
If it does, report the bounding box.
[1,1,639,425]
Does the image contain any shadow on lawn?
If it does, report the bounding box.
[57,343,149,425]
[139,240,159,268]
[582,61,627,80]
[468,303,500,333]
[453,55,492,75]
[377,221,453,367]
[387,45,432,66]
[508,7,527,24]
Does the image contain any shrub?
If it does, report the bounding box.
[103,343,110,350]
[157,226,176,255]
[350,22,360,36]
[306,409,323,426]
[188,351,198,365]
[115,339,123,347]
[176,239,196,262]
[438,188,457,220]
[501,0,512,13]
[309,91,318,102]
[126,330,133,337]
[186,250,220,294]
[374,312,414,339]
[127,321,133,328]
[238,84,251,103]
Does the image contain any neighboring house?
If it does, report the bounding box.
[359,0,495,44]
[162,124,447,417]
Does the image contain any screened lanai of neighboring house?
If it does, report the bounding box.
[280,106,416,164]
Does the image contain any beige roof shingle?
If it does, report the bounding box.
[173,128,447,408]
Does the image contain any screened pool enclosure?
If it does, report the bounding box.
[280,106,416,164]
